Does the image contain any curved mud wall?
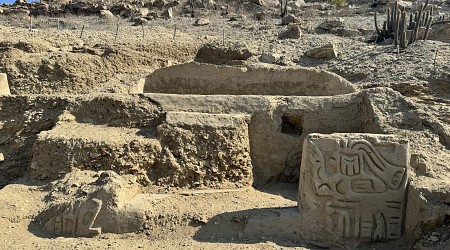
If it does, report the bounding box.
[144,62,357,96]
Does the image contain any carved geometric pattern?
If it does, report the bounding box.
[299,134,408,245]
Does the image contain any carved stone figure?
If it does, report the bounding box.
[43,199,102,237]
[298,133,409,247]
[35,171,145,237]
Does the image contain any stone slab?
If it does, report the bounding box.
[0,73,11,95]
[298,133,409,247]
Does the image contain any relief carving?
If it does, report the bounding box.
[309,139,406,199]
[300,134,408,245]
[43,199,102,237]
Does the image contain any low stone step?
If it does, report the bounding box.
[30,122,161,183]
[30,111,253,188]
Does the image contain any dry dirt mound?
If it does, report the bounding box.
[0,25,199,95]
[429,22,450,44]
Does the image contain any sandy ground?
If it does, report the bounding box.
[1,1,450,249]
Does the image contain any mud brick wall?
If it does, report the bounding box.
[144,62,356,96]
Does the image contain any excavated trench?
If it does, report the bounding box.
[0,62,431,248]
[142,62,364,184]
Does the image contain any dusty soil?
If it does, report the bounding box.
[1,0,450,249]
[0,179,305,250]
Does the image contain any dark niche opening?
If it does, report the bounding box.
[281,115,303,136]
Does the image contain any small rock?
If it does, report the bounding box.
[301,3,330,11]
[232,216,241,222]
[289,0,305,8]
[97,3,108,10]
[132,17,148,26]
[318,19,344,31]
[278,24,301,39]
[259,53,280,64]
[137,8,149,17]
[220,6,228,16]
[229,15,239,21]
[161,7,173,19]
[430,235,439,242]
[99,10,114,19]
[147,11,158,19]
[305,43,337,59]
[193,215,208,224]
[254,12,266,21]
[0,153,4,162]
[194,18,210,26]
[249,0,265,6]
[277,55,288,66]
[153,0,169,8]
[282,14,299,25]
[410,154,428,176]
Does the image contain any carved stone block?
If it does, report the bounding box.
[42,199,102,237]
[298,133,409,247]
[36,171,146,237]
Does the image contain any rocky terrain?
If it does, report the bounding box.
[0,0,450,249]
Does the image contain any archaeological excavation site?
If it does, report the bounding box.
[0,0,450,249]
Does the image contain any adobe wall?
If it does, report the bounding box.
[0,91,370,185]
[142,93,367,183]
[144,62,357,96]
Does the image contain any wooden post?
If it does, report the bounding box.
[114,22,119,42]
[433,50,437,77]
[222,25,225,47]
[80,24,85,38]
[173,24,176,40]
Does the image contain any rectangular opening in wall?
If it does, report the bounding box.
[281,114,303,137]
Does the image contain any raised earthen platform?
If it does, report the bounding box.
[31,112,253,188]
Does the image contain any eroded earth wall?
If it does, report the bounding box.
[144,62,357,96]
[1,91,370,186]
